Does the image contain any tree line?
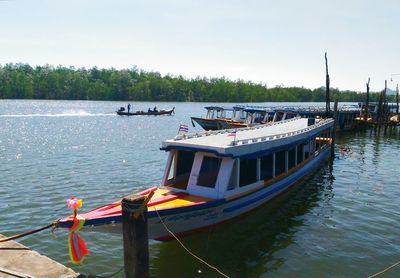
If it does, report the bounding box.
[0,63,388,102]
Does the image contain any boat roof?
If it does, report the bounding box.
[204,106,233,111]
[161,117,334,158]
[244,108,274,113]
[275,105,360,113]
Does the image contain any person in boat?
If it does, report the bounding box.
[127,104,131,113]
[148,108,151,113]
[153,106,158,112]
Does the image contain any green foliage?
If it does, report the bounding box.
[0,63,384,102]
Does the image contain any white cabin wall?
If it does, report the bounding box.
[216,158,235,198]
[187,152,203,187]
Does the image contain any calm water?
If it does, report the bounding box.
[1,100,400,278]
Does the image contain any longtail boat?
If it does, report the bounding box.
[116,107,175,116]
[59,117,334,240]
[190,106,246,130]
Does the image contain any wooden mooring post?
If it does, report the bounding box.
[325,52,331,118]
[331,99,338,159]
[122,195,149,278]
[364,78,370,121]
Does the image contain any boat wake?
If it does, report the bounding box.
[0,110,115,118]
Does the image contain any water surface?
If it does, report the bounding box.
[1,100,400,277]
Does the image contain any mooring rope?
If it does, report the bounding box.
[0,220,59,243]
[154,207,229,278]
[368,260,400,278]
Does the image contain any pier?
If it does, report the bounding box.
[0,234,78,278]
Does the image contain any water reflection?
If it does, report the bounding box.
[150,164,335,278]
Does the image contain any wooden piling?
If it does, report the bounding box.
[364,78,370,121]
[396,84,399,114]
[384,80,388,134]
[325,52,331,118]
[331,99,338,159]
[122,195,149,278]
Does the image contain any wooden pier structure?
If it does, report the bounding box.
[0,234,78,278]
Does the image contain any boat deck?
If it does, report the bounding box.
[147,188,213,210]
[61,188,213,224]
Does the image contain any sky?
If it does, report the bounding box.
[1,0,399,92]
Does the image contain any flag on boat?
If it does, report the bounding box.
[178,123,189,133]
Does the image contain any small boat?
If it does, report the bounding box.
[59,116,334,240]
[116,107,175,116]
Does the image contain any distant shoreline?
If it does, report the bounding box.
[0,63,386,102]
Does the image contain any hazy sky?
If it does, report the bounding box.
[1,0,399,92]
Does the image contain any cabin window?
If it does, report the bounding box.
[239,158,257,186]
[288,147,296,169]
[286,113,296,120]
[303,142,310,159]
[234,109,246,120]
[260,154,273,180]
[227,159,238,190]
[316,132,322,150]
[166,150,195,189]
[311,138,316,154]
[319,131,327,148]
[197,156,222,188]
[254,113,266,124]
[297,144,304,164]
[275,150,286,176]
[274,112,284,122]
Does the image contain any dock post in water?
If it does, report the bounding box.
[325,52,331,118]
[331,99,338,159]
[396,84,399,114]
[122,195,149,278]
[365,77,370,121]
[384,80,388,135]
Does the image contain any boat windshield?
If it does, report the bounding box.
[197,156,222,188]
[165,150,195,189]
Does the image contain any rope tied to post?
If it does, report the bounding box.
[121,190,155,219]
[0,220,60,243]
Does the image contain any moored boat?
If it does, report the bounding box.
[59,116,334,240]
[224,107,275,129]
[191,106,246,130]
[274,105,361,131]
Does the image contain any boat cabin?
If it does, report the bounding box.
[272,109,299,122]
[231,106,247,121]
[161,117,334,199]
[203,106,229,119]
[243,108,274,126]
